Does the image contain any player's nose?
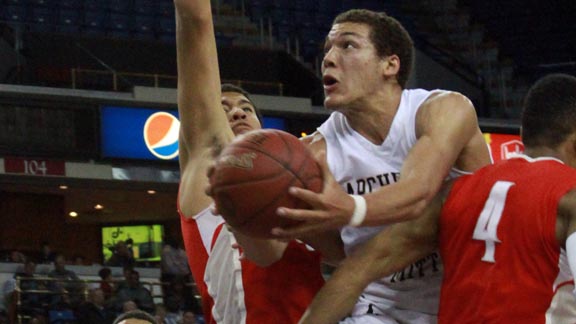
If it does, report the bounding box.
[230,107,247,120]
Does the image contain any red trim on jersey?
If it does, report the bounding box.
[178,192,215,324]
[211,224,224,251]
[555,281,574,293]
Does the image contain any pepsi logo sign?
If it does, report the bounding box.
[143,112,180,160]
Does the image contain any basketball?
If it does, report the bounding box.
[209,129,323,238]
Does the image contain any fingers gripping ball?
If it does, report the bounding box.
[209,129,323,238]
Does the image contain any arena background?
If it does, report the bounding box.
[0,0,574,321]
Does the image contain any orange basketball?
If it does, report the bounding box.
[209,129,323,238]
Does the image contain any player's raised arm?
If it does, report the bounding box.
[175,0,234,216]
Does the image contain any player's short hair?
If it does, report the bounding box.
[333,9,414,88]
[112,309,157,324]
[521,73,576,148]
[221,83,263,124]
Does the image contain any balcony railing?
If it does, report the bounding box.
[70,68,284,96]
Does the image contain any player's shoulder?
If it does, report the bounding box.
[416,90,477,130]
[300,131,326,151]
[421,90,472,109]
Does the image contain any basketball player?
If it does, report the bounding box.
[272,9,492,323]
[298,73,576,324]
[174,0,340,323]
[113,309,157,324]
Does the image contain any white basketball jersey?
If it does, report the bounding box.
[546,249,576,323]
[318,88,464,323]
[197,207,247,324]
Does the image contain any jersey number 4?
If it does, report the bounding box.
[472,181,515,263]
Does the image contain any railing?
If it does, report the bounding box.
[70,68,284,96]
[10,276,200,324]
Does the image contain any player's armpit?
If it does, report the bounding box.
[231,230,289,267]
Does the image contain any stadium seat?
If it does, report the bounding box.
[56,8,81,34]
[29,7,56,32]
[157,17,176,43]
[82,10,108,36]
[83,0,107,12]
[133,0,156,16]
[28,0,54,7]
[247,0,268,20]
[108,0,132,14]
[58,0,82,9]
[2,5,27,23]
[106,13,132,38]
[157,0,174,17]
[132,15,156,41]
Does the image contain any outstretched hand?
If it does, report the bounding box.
[271,151,355,238]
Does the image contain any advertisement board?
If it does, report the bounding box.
[101,106,285,161]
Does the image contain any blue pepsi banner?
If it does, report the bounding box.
[100,106,285,161]
[101,106,180,160]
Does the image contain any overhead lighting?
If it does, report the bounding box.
[69,211,78,217]
[147,190,156,195]
[59,185,68,190]
[94,204,104,210]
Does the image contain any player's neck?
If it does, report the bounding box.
[523,146,564,161]
[345,86,402,145]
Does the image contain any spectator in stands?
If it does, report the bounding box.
[122,300,139,313]
[160,237,190,286]
[154,303,180,324]
[114,270,155,314]
[163,277,198,316]
[106,241,136,268]
[4,259,47,322]
[47,254,84,307]
[75,288,115,324]
[47,290,76,323]
[181,310,198,324]
[73,254,87,266]
[6,249,26,263]
[97,267,117,300]
[27,315,47,324]
[112,309,158,324]
[116,265,135,292]
[38,242,56,264]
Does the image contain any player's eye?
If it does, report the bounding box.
[343,41,354,49]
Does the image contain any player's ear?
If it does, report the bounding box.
[564,132,576,168]
[570,132,576,157]
[382,54,400,79]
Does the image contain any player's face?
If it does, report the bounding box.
[222,91,261,135]
[322,22,387,110]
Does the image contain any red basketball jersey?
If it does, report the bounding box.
[439,155,576,323]
[179,203,324,324]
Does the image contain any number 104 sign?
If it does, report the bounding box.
[3,157,65,176]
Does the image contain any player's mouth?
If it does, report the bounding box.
[323,75,339,93]
[232,122,252,133]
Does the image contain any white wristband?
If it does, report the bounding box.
[348,195,367,227]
